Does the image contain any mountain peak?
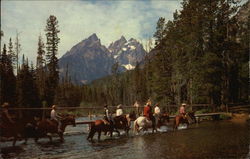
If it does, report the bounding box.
[88,33,99,41]
[120,35,126,42]
[128,38,137,42]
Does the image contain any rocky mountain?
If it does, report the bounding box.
[108,37,147,70]
[59,34,147,84]
[59,34,114,84]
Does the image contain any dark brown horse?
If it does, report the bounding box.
[87,113,136,142]
[113,112,137,136]
[173,111,196,130]
[0,111,27,146]
[0,121,24,146]
[156,113,170,129]
[24,115,76,143]
[87,119,114,142]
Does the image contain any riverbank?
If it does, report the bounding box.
[231,113,250,123]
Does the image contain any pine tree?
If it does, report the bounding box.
[8,38,16,70]
[15,32,21,74]
[0,44,16,105]
[36,35,46,104]
[45,15,60,105]
[16,55,39,108]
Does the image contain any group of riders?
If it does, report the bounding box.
[1,99,188,131]
[102,99,188,128]
[1,100,189,144]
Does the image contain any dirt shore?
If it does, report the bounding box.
[231,113,250,123]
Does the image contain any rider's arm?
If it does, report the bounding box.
[56,112,63,120]
[105,109,109,117]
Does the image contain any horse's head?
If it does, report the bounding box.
[187,111,196,123]
[128,111,137,121]
[62,115,76,127]
[159,113,170,123]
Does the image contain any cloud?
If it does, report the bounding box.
[1,0,181,63]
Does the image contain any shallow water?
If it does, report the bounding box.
[1,120,249,159]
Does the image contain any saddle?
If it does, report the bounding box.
[50,119,58,125]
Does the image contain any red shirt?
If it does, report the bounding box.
[144,106,153,119]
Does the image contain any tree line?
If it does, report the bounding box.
[0,0,248,111]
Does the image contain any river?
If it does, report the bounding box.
[1,119,249,159]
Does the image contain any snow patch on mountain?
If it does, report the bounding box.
[122,64,135,70]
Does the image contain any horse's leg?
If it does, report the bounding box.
[48,135,52,143]
[35,138,38,143]
[173,118,178,131]
[125,127,129,136]
[13,137,17,147]
[59,132,64,142]
[87,129,94,141]
[98,130,101,142]
[24,137,28,144]
[110,129,113,138]
[115,129,120,137]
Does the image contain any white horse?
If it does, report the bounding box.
[133,116,156,134]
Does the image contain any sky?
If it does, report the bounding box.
[1,0,182,63]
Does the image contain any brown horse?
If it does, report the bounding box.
[156,113,170,129]
[87,119,114,142]
[87,113,136,142]
[0,122,24,146]
[113,112,137,136]
[0,112,28,146]
[173,111,196,130]
[25,115,76,143]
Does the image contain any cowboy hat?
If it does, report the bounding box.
[181,103,187,106]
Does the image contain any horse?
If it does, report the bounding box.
[0,122,24,146]
[173,111,196,130]
[156,113,170,128]
[24,114,76,143]
[87,112,137,142]
[113,112,137,136]
[134,113,170,134]
[0,112,28,146]
[87,119,114,142]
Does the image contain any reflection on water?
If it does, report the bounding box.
[1,120,250,159]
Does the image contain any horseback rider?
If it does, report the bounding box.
[179,103,187,118]
[116,104,123,117]
[115,104,129,127]
[143,101,154,122]
[50,105,63,132]
[154,103,161,126]
[1,102,15,125]
[104,105,113,125]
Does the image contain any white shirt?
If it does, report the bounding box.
[154,106,160,115]
[116,109,123,116]
[134,101,139,107]
[51,109,57,120]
